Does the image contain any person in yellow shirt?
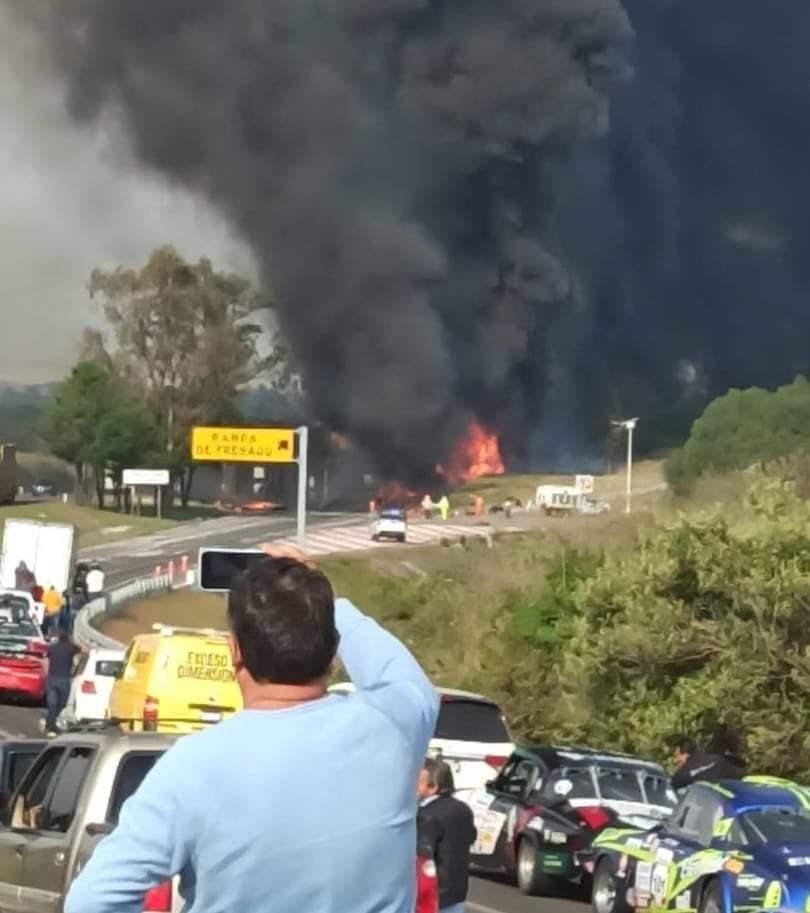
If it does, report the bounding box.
[41,586,63,637]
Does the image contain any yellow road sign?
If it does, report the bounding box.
[191,426,295,464]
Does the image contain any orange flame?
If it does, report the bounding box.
[437,421,505,485]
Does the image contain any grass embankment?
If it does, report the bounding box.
[0,502,177,549]
[450,459,665,510]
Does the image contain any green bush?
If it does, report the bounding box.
[547,470,810,778]
[666,377,810,491]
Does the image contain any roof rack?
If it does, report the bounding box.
[150,623,228,638]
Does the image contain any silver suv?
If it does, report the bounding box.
[0,723,178,912]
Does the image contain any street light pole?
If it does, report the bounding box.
[612,418,639,514]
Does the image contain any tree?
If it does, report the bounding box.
[665,377,810,493]
[82,246,283,505]
[44,361,161,507]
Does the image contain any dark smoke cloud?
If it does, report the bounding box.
[16,0,810,477]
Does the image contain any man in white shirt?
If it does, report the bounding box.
[86,563,105,597]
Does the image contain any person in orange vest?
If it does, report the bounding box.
[41,586,63,637]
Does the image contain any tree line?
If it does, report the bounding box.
[44,246,294,508]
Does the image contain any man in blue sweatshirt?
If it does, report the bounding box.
[65,544,439,913]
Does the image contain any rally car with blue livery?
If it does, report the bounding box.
[582,777,810,913]
[460,746,675,895]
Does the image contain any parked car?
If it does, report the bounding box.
[0,738,46,814]
[329,684,514,791]
[371,506,408,543]
[584,776,810,913]
[0,588,42,626]
[0,724,181,911]
[31,479,57,497]
[462,746,675,896]
[0,598,47,703]
[60,648,125,726]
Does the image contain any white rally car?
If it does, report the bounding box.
[370,506,408,543]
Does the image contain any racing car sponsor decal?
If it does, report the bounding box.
[635,861,653,897]
[788,856,810,866]
[526,816,544,832]
[544,829,568,845]
[471,809,507,855]
[763,880,782,908]
[723,858,745,875]
[650,863,669,904]
[737,874,764,890]
[655,847,674,864]
[674,891,692,910]
[713,818,733,838]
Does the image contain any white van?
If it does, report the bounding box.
[328,683,513,791]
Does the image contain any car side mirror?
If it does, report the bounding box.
[85,822,114,838]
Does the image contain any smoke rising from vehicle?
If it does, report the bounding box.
[13,0,810,477]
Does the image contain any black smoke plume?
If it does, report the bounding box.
[17,0,810,478]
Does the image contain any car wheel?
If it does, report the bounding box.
[592,858,630,913]
[699,880,723,913]
[516,839,555,896]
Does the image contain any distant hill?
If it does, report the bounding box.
[0,383,54,450]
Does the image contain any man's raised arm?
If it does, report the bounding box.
[336,597,439,748]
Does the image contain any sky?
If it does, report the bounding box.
[0,9,256,385]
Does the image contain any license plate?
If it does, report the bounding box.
[201,711,221,723]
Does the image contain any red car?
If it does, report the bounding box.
[0,595,48,703]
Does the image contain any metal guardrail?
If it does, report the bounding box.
[74,574,173,651]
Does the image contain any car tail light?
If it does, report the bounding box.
[577,806,611,830]
[143,696,159,732]
[80,680,97,694]
[27,641,48,658]
[143,881,172,911]
[485,755,508,771]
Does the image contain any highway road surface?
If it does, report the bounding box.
[469,874,588,913]
[78,510,365,588]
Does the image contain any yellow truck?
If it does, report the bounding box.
[0,444,16,505]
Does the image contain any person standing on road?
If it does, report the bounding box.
[417,757,477,913]
[44,628,82,736]
[86,561,105,599]
[41,586,63,637]
[438,495,450,522]
[65,544,439,913]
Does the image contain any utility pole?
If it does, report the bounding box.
[612,418,639,514]
[296,426,309,544]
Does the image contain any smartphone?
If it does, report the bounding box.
[198,548,267,592]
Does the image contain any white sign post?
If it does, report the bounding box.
[122,469,171,519]
[575,475,595,495]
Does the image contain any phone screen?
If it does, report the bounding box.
[198,549,267,591]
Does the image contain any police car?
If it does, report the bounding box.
[370,506,407,543]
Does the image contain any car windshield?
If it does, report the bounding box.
[741,809,810,845]
[434,698,510,743]
[596,768,645,802]
[0,600,37,637]
[644,775,676,807]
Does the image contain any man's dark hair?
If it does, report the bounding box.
[668,734,697,755]
[423,757,455,795]
[227,557,338,685]
[707,723,744,760]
